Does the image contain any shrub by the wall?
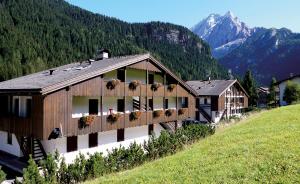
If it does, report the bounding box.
[0,167,6,183]
[19,124,215,184]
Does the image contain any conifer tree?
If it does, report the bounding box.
[242,70,258,107]
[23,155,45,184]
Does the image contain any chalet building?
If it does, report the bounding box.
[186,79,249,123]
[0,51,197,164]
[275,74,300,106]
[257,87,270,108]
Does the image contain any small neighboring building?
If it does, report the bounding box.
[0,52,197,164]
[275,74,300,106]
[186,79,249,123]
[257,87,269,108]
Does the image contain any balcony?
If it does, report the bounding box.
[177,108,189,120]
[147,84,165,97]
[125,111,147,128]
[165,84,177,97]
[0,116,32,137]
[103,81,125,96]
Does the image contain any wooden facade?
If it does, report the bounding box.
[0,58,196,140]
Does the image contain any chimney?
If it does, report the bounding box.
[49,69,55,75]
[95,49,110,61]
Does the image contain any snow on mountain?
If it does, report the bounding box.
[191,11,254,58]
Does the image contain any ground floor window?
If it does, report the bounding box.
[89,133,98,148]
[7,133,12,145]
[67,136,78,152]
[148,124,154,135]
[117,129,124,142]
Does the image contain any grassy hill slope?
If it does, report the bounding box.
[86,105,300,184]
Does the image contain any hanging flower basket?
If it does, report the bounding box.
[106,79,121,90]
[167,84,176,92]
[79,115,95,128]
[107,113,121,123]
[129,111,142,121]
[151,82,163,91]
[165,109,175,117]
[129,80,141,91]
[153,110,164,118]
[178,108,187,116]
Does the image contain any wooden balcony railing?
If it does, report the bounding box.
[125,111,147,128]
[103,81,125,96]
[0,116,32,137]
[177,108,189,120]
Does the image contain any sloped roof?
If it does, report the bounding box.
[0,53,197,96]
[275,74,300,85]
[186,79,248,97]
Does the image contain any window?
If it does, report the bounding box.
[117,99,125,112]
[13,98,19,116]
[117,129,124,142]
[148,74,154,84]
[164,99,169,109]
[26,99,32,118]
[148,99,153,111]
[182,97,188,108]
[204,98,208,105]
[148,124,154,135]
[89,133,98,148]
[67,136,77,152]
[117,69,125,82]
[196,98,200,108]
[7,133,12,145]
[0,96,9,116]
[89,99,99,115]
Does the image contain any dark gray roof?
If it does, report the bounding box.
[0,53,198,96]
[0,54,150,94]
[186,80,237,96]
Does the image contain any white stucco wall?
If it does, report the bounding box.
[126,68,147,84]
[166,97,176,109]
[0,131,23,157]
[103,97,122,115]
[41,124,164,164]
[279,77,300,106]
[153,97,164,110]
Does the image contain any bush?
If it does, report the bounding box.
[57,158,71,184]
[20,124,215,184]
[0,167,6,183]
[85,153,106,179]
[40,153,59,184]
[23,155,45,184]
[128,80,141,91]
[283,81,300,104]
[67,154,88,183]
[106,79,121,90]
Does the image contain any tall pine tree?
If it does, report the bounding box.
[242,70,258,107]
[268,77,277,106]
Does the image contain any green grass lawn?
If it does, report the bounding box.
[86,105,300,184]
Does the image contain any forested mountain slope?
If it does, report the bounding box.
[0,0,227,81]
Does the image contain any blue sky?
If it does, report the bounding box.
[66,0,300,32]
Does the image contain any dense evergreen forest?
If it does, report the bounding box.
[0,0,227,82]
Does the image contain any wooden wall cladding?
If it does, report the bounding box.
[218,94,226,111]
[71,77,102,96]
[0,95,43,139]
[128,60,161,73]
